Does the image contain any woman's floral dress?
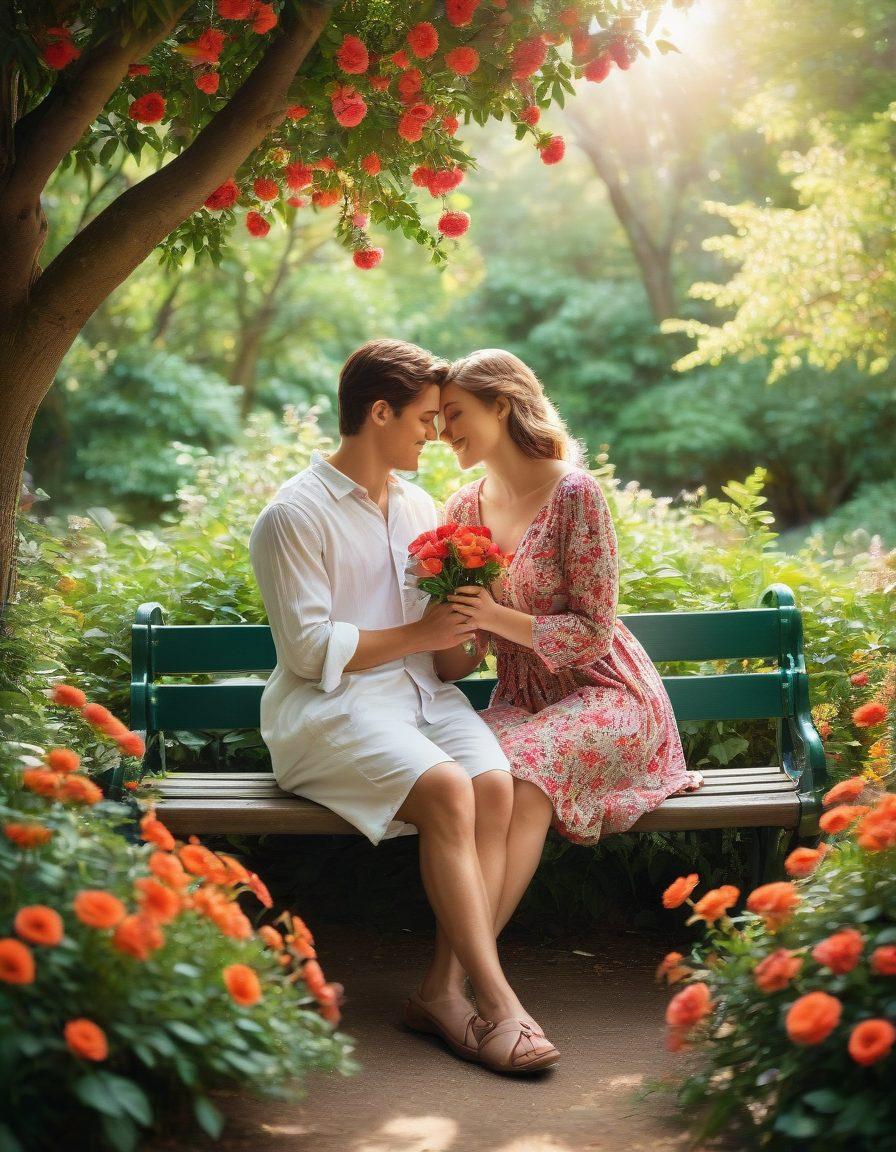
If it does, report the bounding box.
[445,469,692,846]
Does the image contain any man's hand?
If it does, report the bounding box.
[446,585,503,633]
[414,600,477,652]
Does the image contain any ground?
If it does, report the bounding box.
[147,919,739,1152]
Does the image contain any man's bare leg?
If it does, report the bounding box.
[394,763,533,1023]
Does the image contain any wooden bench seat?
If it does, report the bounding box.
[121,582,828,884]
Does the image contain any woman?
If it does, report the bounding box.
[434,349,704,910]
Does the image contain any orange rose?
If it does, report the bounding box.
[691,885,740,923]
[848,1018,896,1066]
[754,948,803,993]
[784,844,829,878]
[870,945,896,976]
[856,798,896,852]
[73,890,127,929]
[746,881,801,930]
[14,905,64,947]
[655,951,692,985]
[134,878,181,924]
[81,703,118,731]
[0,938,36,984]
[139,810,175,851]
[64,1018,109,1061]
[665,981,713,1030]
[291,914,314,944]
[785,991,842,1045]
[112,914,164,960]
[223,963,262,1006]
[819,804,871,834]
[218,854,251,884]
[292,935,317,960]
[822,777,866,807]
[3,822,52,848]
[812,928,864,974]
[22,768,62,798]
[179,843,228,883]
[247,872,273,908]
[852,701,888,728]
[51,683,87,708]
[662,873,699,910]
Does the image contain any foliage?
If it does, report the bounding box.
[647,759,896,1151]
[0,679,356,1152]
[30,343,241,520]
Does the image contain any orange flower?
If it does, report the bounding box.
[216,903,253,940]
[81,703,118,731]
[148,851,188,889]
[247,872,273,908]
[746,881,801,930]
[852,701,888,728]
[117,732,146,758]
[822,777,866,807]
[819,804,871,834]
[292,935,317,960]
[291,914,315,944]
[112,914,164,960]
[43,747,80,773]
[665,981,713,1030]
[848,1018,895,1066]
[654,950,692,985]
[662,873,699,909]
[51,683,87,708]
[258,925,284,950]
[218,854,251,884]
[3,822,53,848]
[870,945,896,975]
[134,878,181,924]
[22,768,62,798]
[0,938,36,984]
[139,810,175,851]
[103,718,131,740]
[785,991,842,1045]
[64,1018,109,1061]
[812,928,864,974]
[180,843,228,883]
[784,843,829,878]
[301,959,327,995]
[58,774,103,805]
[754,948,803,992]
[223,963,262,1006]
[14,905,64,947]
[73,890,126,929]
[856,797,896,852]
[691,885,740,924]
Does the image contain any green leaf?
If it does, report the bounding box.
[804,1089,845,1114]
[193,1096,225,1139]
[654,39,681,55]
[74,1074,126,1119]
[100,1114,139,1152]
[168,1021,206,1045]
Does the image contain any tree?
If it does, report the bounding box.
[0,0,677,613]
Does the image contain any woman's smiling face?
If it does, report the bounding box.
[439,379,505,468]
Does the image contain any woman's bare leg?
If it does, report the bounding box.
[418,769,512,1000]
[395,763,531,1022]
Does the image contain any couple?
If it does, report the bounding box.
[248,339,702,1076]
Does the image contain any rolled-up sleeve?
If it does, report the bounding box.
[531,476,618,672]
[249,503,359,692]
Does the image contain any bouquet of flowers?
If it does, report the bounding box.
[407,522,510,656]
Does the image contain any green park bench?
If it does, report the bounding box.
[119,583,828,886]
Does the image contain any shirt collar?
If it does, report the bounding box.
[310,449,403,501]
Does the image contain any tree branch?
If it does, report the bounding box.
[26,3,332,346]
[9,6,189,209]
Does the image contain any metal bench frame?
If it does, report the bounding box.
[123,583,827,885]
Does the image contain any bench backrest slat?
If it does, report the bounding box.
[148,672,787,730]
[146,609,783,675]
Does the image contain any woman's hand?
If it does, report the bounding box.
[446,585,503,633]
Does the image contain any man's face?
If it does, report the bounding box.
[381,384,441,471]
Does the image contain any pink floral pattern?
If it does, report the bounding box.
[445,470,691,845]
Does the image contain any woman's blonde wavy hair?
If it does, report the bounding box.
[440,349,587,466]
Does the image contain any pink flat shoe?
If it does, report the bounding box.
[403,989,489,1063]
[475,1016,560,1074]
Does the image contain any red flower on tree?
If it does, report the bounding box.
[539,135,565,164]
[205,178,239,210]
[250,2,277,35]
[353,247,383,270]
[195,73,220,94]
[246,210,270,237]
[407,23,439,59]
[444,47,479,76]
[253,177,279,201]
[331,85,367,128]
[42,27,80,70]
[445,0,480,28]
[336,34,369,74]
[128,93,166,124]
[511,37,548,80]
[360,152,381,176]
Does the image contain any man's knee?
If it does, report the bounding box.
[396,761,475,831]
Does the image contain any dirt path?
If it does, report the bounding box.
[148,921,731,1152]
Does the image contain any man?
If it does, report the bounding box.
[248,338,560,1074]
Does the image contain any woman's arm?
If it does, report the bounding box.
[433,630,490,681]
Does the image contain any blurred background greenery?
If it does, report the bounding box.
[26,0,896,556]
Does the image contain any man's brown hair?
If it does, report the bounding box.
[338,339,446,436]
